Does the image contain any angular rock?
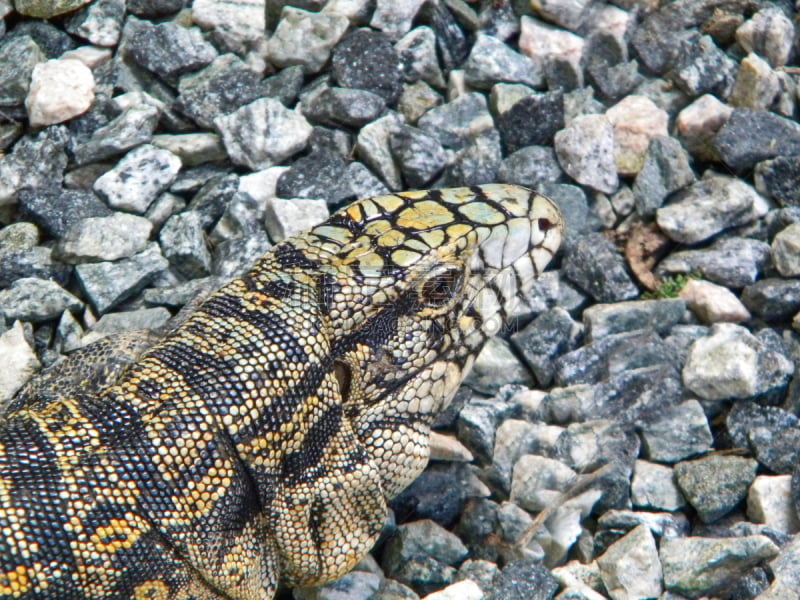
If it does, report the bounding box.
[389,126,448,188]
[303,87,386,129]
[510,454,576,513]
[65,0,125,47]
[369,0,426,39]
[14,0,93,19]
[606,95,668,177]
[151,133,226,168]
[668,33,737,98]
[660,535,779,599]
[215,98,312,170]
[193,0,266,53]
[0,321,41,404]
[396,26,445,89]
[554,114,618,194]
[714,109,800,174]
[264,198,329,243]
[727,402,800,475]
[494,89,563,153]
[440,132,503,188]
[356,111,405,190]
[632,136,695,219]
[127,0,184,17]
[463,33,542,90]
[562,233,638,303]
[497,145,562,190]
[631,461,686,511]
[772,223,800,277]
[736,7,794,68]
[597,525,663,600]
[72,103,160,165]
[383,519,469,576]
[417,92,493,151]
[177,54,267,130]
[80,307,171,346]
[676,93,733,162]
[674,454,758,523]
[518,16,584,90]
[493,562,558,600]
[747,475,799,535]
[17,189,112,239]
[754,156,800,206]
[582,298,685,342]
[464,337,533,396]
[730,53,780,110]
[25,58,95,127]
[75,243,169,314]
[0,126,68,207]
[0,278,82,323]
[679,279,751,324]
[94,145,182,214]
[159,212,212,279]
[656,175,768,245]
[268,7,350,74]
[276,152,351,205]
[56,213,152,264]
[331,29,403,104]
[742,278,800,322]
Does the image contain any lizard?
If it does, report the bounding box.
[0,184,563,600]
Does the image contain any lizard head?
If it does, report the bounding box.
[290,184,564,499]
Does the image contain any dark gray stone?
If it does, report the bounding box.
[589,60,644,102]
[159,212,212,279]
[495,90,564,153]
[7,22,72,59]
[742,278,800,322]
[302,87,387,129]
[125,17,217,83]
[65,0,125,47]
[674,454,758,523]
[75,243,169,314]
[308,127,353,158]
[262,65,305,107]
[187,174,240,231]
[641,400,713,464]
[429,2,471,71]
[177,54,267,129]
[668,33,737,98]
[0,247,70,289]
[440,131,502,187]
[510,308,582,387]
[331,29,403,104]
[276,152,352,205]
[493,562,558,600]
[391,463,480,528]
[127,0,184,17]
[396,26,445,89]
[714,109,800,174]
[456,398,516,464]
[213,231,272,278]
[537,183,593,244]
[727,402,800,475]
[0,35,45,107]
[754,156,800,206]
[0,127,69,206]
[17,189,112,239]
[562,233,639,303]
[345,162,391,199]
[582,299,686,341]
[633,136,696,219]
[418,92,494,151]
[72,104,161,165]
[0,278,82,323]
[390,126,448,188]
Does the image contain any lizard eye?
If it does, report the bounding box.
[420,267,463,307]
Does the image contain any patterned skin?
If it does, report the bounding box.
[0,185,563,599]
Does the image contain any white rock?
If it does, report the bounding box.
[510,454,577,512]
[56,213,153,264]
[631,460,685,512]
[519,16,584,84]
[554,113,618,194]
[370,0,426,39]
[422,579,483,600]
[61,45,113,68]
[676,94,733,162]
[598,525,663,600]
[193,0,266,51]
[772,222,800,277]
[238,167,289,206]
[683,324,759,400]
[679,279,751,324]
[25,58,95,127]
[0,321,41,403]
[747,475,800,535]
[264,197,329,242]
[730,53,780,110]
[268,7,350,73]
[606,95,668,176]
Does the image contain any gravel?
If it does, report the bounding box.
[2,2,800,599]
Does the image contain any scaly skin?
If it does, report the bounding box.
[0,185,563,599]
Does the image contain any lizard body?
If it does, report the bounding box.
[0,185,563,599]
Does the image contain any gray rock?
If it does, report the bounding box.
[64,0,125,47]
[747,475,799,535]
[510,308,582,387]
[418,93,494,151]
[463,337,534,396]
[488,419,562,493]
[582,298,685,342]
[440,131,503,187]
[264,197,329,243]
[0,278,82,323]
[151,133,227,168]
[509,454,576,513]
[730,53,780,111]
[369,0,426,40]
[674,454,758,523]
[390,126,448,188]
[660,535,779,599]
[554,114,618,195]
[302,87,386,129]
[331,29,403,104]
[94,145,182,214]
[356,111,405,191]
[497,145,563,191]
[0,322,41,404]
[562,233,638,303]
[383,519,469,576]
[397,80,443,125]
[656,236,771,289]
[455,560,498,598]
[345,162,391,199]
[56,213,153,264]
[727,402,800,475]
[633,136,696,219]
[588,60,643,103]
[742,278,800,322]
[463,33,543,90]
[14,0,92,18]
[75,243,169,314]
[736,7,794,68]
[396,26,446,89]
[0,223,39,252]
[17,189,112,239]
[714,109,800,174]
[640,400,713,464]
[495,89,564,153]
[294,570,382,600]
[73,103,160,165]
[0,127,69,207]
[187,174,240,231]
[213,231,272,278]
[597,509,690,541]
[263,65,305,108]
[80,307,171,346]
[388,557,456,597]
[598,525,663,600]
[143,277,222,310]
[761,535,800,597]
[0,36,45,107]
[276,152,351,205]
[215,98,312,170]
[127,0,184,17]
[159,211,212,279]
[193,0,266,54]
[754,156,800,206]
[308,127,353,159]
[493,561,558,600]
[456,398,516,464]
[772,223,800,277]
[268,7,350,74]
[656,175,768,245]
[631,460,686,511]
[177,54,267,130]
[668,33,737,98]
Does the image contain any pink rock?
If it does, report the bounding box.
[679,279,751,324]
[25,59,95,127]
[606,95,668,176]
[676,94,733,162]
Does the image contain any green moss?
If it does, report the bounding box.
[641,270,702,300]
